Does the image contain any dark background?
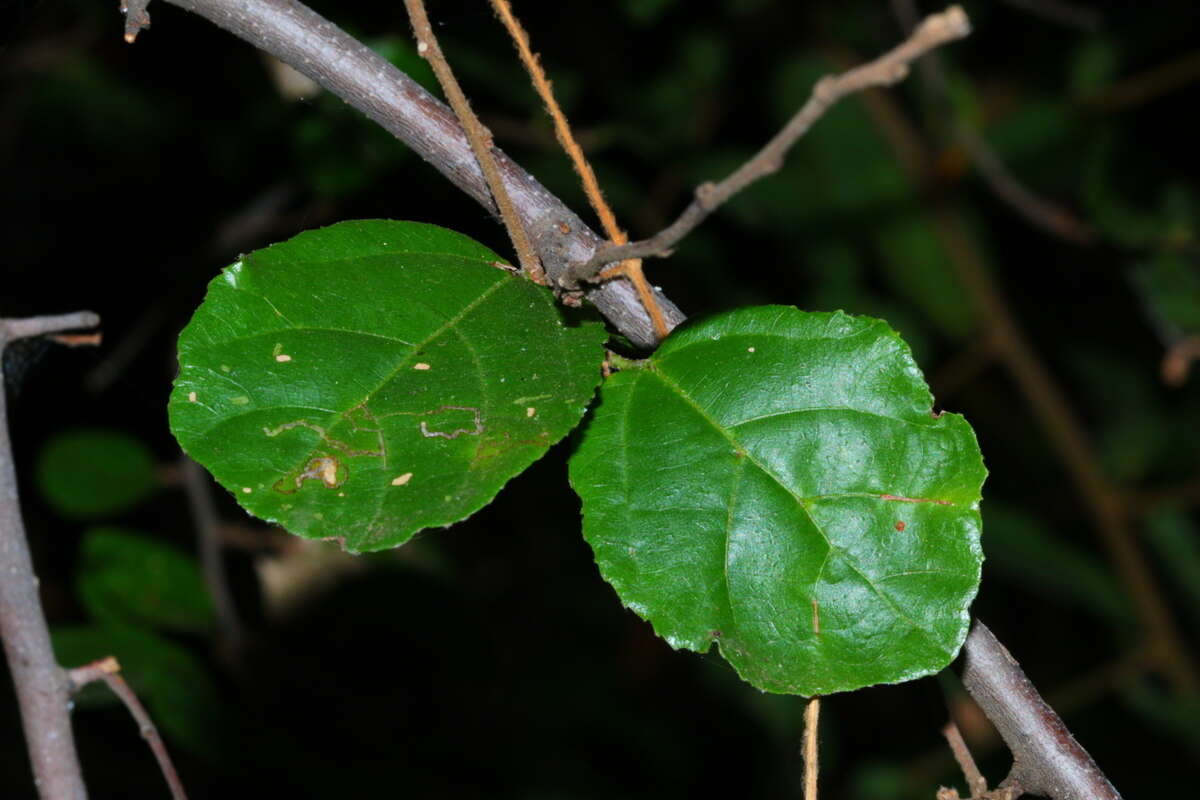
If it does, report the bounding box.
[3,0,1200,797]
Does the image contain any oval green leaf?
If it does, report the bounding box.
[77,527,215,633]
[570,307,985,695]
[35,429,158,519]
[169,220,605,552]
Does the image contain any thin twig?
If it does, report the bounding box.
[1,313,101,800]
[68,657,189,800]
[486,0,669,339]
[999,0,1101,32]
[402,0,544,284]
[182,458,246,663]
[569,5,972,281]
[803,697,820,800]
[961,621,1122,800]
[943,720,988,797]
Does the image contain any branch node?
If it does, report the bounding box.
[120,1,153,43]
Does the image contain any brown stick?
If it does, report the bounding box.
[402,0,543,284]
[67,657,189,800]
[568,5,972,281]
[803,697,820,800]
[0,312,100,800]
[487,0,669,339]
[961,621,1122,800]
[121,0,682,348]
[942,720,988,797]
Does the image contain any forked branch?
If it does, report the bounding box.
[119,0,683,348]
[1,312,101,800]
[960,621,1122,800]
[568,5,972,282]
[68,657,189,800]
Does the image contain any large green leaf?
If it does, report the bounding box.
[570,307,985,695]
[169,220,605,552]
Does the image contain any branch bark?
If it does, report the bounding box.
[122,0,683,348]
[0,312,100,800]
[961,621,1122,800]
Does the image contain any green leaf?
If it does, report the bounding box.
[77,527,215,633]
[52,625,228,759]
[35,429,158,519]
[570,307,985,695]
[169,220,605,552]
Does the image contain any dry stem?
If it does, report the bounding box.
[402,0,544,283]
[488,0,669,339]
[803,697,820,800]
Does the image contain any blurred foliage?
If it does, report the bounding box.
[35,429,158,519]
[76,526,215,634]
[3,0,1200,797]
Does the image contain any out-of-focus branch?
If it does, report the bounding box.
[569,5,972,281]
[892,0,1093,245]
[961,621,1122,800]
[1,312,101,800]
[68,656,188,800]
[181,458,246,663]
[119,0,682,348]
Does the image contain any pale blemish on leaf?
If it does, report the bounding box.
[262,419,383,459]
[391,472,413,486]
[275,354,292,363]
[526,407,536,417]
[747,346,756,353]
[187,391,197,403]
[220,365,232,373]
[276,456,346,492]
[811,598,821,635]
[419,406,483,439]
[242,487,253,494]
[413,362,431,371]
[231,396,250,405]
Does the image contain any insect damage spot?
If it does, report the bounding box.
[526,407,536,418]
[263,419,383,458]
[419,406,483,439]
[273,456,347,493]
[811,598,821,635]
[895,520,907,532]
[275,354,292,363]
[391,472,413,486]
[187,391,197,402]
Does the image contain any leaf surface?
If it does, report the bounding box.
[170,220,605,552]
[570,307,985,695]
